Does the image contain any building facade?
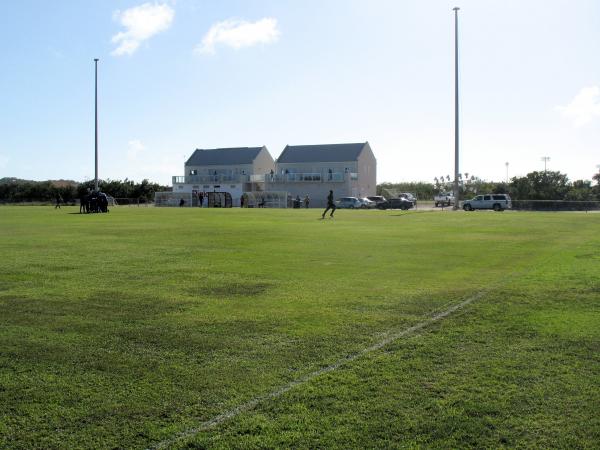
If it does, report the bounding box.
[165,142,376,207]
[171,146,274,206]
[266,142,377,207]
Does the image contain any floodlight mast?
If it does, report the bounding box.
[94,58,99,192]
[541,156,550,172]
[452,7,460,210]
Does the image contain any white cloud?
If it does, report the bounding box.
[555,86,600,127]
[195,17,280,55]
[127,139,145,161]
[111,3,175,56]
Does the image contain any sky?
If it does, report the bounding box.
[1,0,599,186]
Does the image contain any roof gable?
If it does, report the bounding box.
[186,147,265,166]
[277,143,368,164]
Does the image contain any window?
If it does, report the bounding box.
[189,169,197,175]
[484,195,491,200]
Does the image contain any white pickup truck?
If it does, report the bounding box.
[434,192,455,207]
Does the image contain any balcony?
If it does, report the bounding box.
[267,172,354,183]
[174,172,358,185]
[173,175,250,184]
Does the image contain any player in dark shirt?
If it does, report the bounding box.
[321,190,336,219]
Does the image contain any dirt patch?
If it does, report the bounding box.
[190,282,271,299]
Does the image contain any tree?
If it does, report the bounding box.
[509,171,570,200]
[565,180,593,201]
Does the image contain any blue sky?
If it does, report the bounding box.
[1,0,599,185]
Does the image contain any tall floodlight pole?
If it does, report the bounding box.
[505,162,509,183]
[94,58,99,192]
[541,156,550,172]
[452,7,460,210]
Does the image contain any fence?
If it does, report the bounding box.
[113,198,152,207]
[154,192,192,207]
[511,200,600,212]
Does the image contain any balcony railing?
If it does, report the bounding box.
[177,174,251,184]
[174,172,358,185]
[264,172,353,183]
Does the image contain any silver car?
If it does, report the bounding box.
[463,194,512,211]
[359,197,376,209]
[336,197,362,209]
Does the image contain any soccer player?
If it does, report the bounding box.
[321,190,336,219]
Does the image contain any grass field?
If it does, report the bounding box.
[1,206,599,449]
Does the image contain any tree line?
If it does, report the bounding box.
[0,178,170,203]
[2,169,599,204]
[378,170,600,201]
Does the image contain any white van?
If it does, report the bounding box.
[463,194,512,211]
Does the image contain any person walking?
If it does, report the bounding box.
[55,194,62,209]
[321,190,336,219]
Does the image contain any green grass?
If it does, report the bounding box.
[0,206,598,449]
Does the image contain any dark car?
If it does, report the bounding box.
[377,197,414,210]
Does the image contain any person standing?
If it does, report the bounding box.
[304,195,310,208]
[321,190,336,219]
[240,194,245,208]
[55,194,62,209]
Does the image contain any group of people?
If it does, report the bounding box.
[80,191,109,213]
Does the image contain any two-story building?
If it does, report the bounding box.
[266,142,376,207]
[162,142,376,208]
[171,146,274,206]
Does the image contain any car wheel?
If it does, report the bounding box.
[493,203,502,211]
[464,204,473,211]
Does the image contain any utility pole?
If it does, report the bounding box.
[452,7,460,210]
[541,156,550,173]
[505,162,509,183]
[94,58,99,192]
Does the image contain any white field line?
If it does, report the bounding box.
[148,289,490,450]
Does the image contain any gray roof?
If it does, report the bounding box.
[186,147,264,166]
[277,143,368,163]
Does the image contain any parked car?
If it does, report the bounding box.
[434,192,455,207]
[377,197,414,210]
[336,197,362,209]
[462,194,512,211]
[359,197,376,209]
[366,196,387,207]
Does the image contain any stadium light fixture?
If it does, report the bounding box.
[541,156,550,172]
